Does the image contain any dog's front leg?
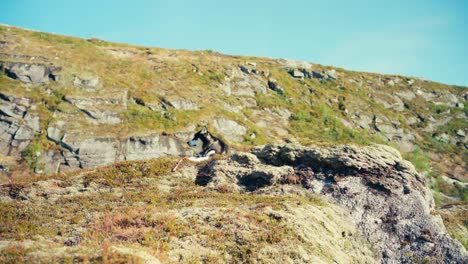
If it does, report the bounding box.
[187,150,216,162]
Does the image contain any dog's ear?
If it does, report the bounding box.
[201,127,208,134]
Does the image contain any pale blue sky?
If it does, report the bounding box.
[2,0,467,85]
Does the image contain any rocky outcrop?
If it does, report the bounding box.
[0,61,59,84]
[212,118,247,142]
[288,68,338,81]
[220,66,268,97]
[198,144,467,263]
[42,132,190,173]
[0,93,39,155]
[163,98,200,110]
[73,75,101,88]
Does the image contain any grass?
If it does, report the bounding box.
[83,157,178,187]
[0,23,467,231]
[290,103,374,145]
[1,156,355,263]
[403,146,431,172]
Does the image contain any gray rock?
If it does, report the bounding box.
[239,65,250,74]
[289,69,305,79]
[8,125,35,154]
[325,69,338,80]
[352,113,372,130]
[73,76,101,87]
[396,90,416,100]
[77,138,119,168]
[1,62,56,84]
[222,103,242,114]
[456,102,464,109]
[200,152,294,192]
[122,134,187,161]
[166,99,200,110]
[0,119,19,155]
[213,118,247,142]
[39,150,62,174]
[247,61,257,67]
[14,125,34,141]
[47,126,63,143]
[311,71,326,79]
[224,66,268,97]
[438,93,459,107]
[456,129,465,137]
[44,132,191,171]
[199,143,468,263]
[0,99,27,119]
[435,133,450,143]
[86,110,122,124]
[416,90,438,101]
[23,113,40,131]
[267,79,285,95]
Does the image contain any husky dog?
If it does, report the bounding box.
[172,127,229,171]
[187,127,229,160]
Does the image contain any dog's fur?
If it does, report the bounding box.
[172,127,229,171]
[186,127,229,161]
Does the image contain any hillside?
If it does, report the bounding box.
[0,25,467,262]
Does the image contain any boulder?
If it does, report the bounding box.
[267,79,285,95]
[212,118,247,142]
[396,90,416,101]
[122,134,187,161]
[73,76,101,87]
[325,69,338,80]
[1,61,57,84]
[435,133,450,143]
[199,143,467,263]
[289,69,305,79]
[77,138,119,168]
[165,99,200,110]
[0,99,27,119]
[0,119,35,155]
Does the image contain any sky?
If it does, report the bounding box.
[1,0,467,86]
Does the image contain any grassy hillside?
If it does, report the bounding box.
[0,24,466,203]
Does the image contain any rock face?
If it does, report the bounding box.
[1,61,58,84]
[199,144,467,263]
[288,68,338,81]
[44,133,190,172]
[212,118,247,142]
[0,93,38,155]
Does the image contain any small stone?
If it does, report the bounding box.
[456,129,465,137]
[435,133,450,143]
[289,69,305,79]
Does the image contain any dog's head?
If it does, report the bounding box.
[187,127,209,147]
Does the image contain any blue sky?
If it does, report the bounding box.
[2,0,467,86]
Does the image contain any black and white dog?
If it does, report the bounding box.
[186,127,229,161]
[172,127,229,171]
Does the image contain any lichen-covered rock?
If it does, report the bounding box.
[73,75,101,87]
[1,61,57,84]
[165,99,200,110]
[122,134,188,161]
[212,118,247,142]
[201,144,467,263]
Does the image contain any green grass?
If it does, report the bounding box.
[290,103,373,145]
[403,146,431,172]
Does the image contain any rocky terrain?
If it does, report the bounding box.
[0,24,467,262]
[0,143,466,263]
